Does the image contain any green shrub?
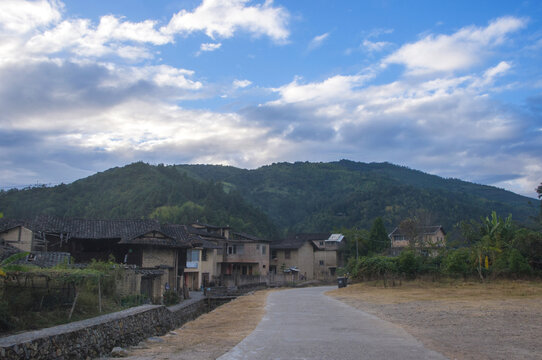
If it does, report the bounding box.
[120,294,149,307]
[397,250,420,278]
[357,255,397,279]
[508,249,531,276]
[163,290,180,306]
[443,248,472,278]
[0,299,13,331]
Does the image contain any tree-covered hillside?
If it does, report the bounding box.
[176,160,540,235]
[0,160,539,238]
[0,162,278,238]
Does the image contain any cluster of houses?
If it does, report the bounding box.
[0,215,446,303]
[0,216,347,303]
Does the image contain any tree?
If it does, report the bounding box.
[399,217,420,250]
[337,227,370,261]
[368,217,390,253]
[537,182,542,224]
[467,211,513,280]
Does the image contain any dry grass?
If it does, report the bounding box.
[123,290,272,360]
[327,279,542,303]
[328,280,542,360]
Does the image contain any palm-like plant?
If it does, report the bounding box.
[472,211,512,280]
[0,252,29,277]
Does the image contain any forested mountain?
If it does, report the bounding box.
[0,160,539,238]
[175,160,540,235]
[0,163,278,238]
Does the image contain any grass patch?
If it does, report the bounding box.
[327,279,542,304]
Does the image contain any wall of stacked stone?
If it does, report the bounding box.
[0,296,228,360]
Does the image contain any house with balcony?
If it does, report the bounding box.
[388,225,446,256]
[270,233,344,280]
[185,223,270,287]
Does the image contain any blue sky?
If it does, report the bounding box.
[0,0,541,198]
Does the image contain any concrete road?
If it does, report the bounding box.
[218,286,447,360]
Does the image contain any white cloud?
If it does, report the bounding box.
[271,75,369,104]
[384,16,526,74]
[163,0,290,42]
[233,79,252,88]
[25,15,171,60]
[308,32,329,50]
[484,61,511,79]
[252,55,541,196]
[362,39,391,52]
[0,0,62,34]
[200,42,222,52]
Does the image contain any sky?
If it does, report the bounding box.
[1,0,541,198]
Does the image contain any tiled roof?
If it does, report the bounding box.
[23,252,71,268]
[185,225,226,240]
[0,216,190,248]
[0,243,22,262]
[231,232,271,243]
[190,237,222,249]
[389,225,445,237]
[271,233,331,249]
[0,244,71,268]
[190,222,231,230]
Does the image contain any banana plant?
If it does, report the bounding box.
[0,252,29,277]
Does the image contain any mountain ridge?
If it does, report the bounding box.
[0,160,539,238]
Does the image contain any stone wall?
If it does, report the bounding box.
[0,294,229,360]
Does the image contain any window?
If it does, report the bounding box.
[228,244,244,255]
[319,260,324,266]
[271,249,277,259]
[201,249,208,261]
[256,244,260,250]
[187,249,199,262]
[262,245,266,255]
[186,249,199,268]
[285,250,291,259]
[319,241,324,246]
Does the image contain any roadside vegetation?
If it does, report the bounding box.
[0,257,137,335]
[339,208,542,284]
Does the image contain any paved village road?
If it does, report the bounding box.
[218,286,448,360]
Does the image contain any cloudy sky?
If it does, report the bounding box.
[1,0,541,198]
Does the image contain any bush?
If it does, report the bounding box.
[0,299,13,331]
[397,250,420,278]
[508,249,531,276]
[357,256,397,279]
[443,249,472,278]
[163,290,180,306]
[120,294,149,307]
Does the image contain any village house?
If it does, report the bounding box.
[270,233,345,280]
[185,223,271,288]
[388,225,446,256]
[0,216,191,303]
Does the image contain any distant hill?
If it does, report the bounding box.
[0,160,539,238]
[175,160,540,235]
[0,162,278,238]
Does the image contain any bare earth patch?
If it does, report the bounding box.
[327,280,542,360]
[121,290,272,360]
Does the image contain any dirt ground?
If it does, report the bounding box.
[327,280,542,360]
[119,290,271,360]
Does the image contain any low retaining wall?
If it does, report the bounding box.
[0,294,231,360]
